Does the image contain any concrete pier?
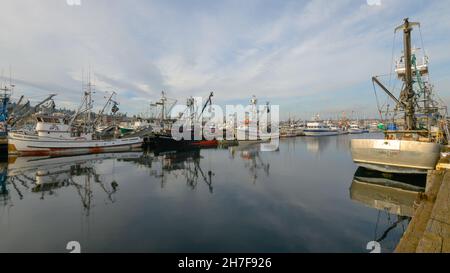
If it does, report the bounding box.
[395,165,450,252]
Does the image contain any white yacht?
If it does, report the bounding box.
[303,121,338,136]
[348,123,365,134]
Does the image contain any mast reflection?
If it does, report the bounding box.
[230,143,273,184]
[126,147,215,193]
[0,161,9,207]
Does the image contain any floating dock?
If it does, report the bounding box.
[395,156,450,253]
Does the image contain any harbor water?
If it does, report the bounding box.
[0,133,425,253]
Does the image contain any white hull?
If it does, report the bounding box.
[8,132,143,156]
[303,130,339,136]
[348,129,364,134]
[351,139,441,173]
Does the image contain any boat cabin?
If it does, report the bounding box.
[306,122,329,129]
[35,114,72,138]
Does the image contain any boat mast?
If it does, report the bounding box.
[0,84,12,134]
[86,73,93,133]
[396,18,420,130]
[94,91,117,127]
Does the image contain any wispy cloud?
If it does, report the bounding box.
[1,0,450,119]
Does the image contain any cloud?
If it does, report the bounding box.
[367,0,382,6]
[1,0,450,119]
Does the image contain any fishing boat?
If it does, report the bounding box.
[303,116,338,136]
[348,123,365,134]
[236,95,278,144]
[280,116,303,138]
[150,92,219,149]
[295,123,306,136]
[351,18,448,173]
[0,82,13,155]
[329,124,348,135]
[280,126,297,138]
[8,81,143,156]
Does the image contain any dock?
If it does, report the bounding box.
[395,157,450,253]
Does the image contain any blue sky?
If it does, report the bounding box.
[1,0,450,120]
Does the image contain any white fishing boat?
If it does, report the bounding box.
[351,138,441,173]
[0,83,11,154]
[8,81,143,156]
[236,95,279,144]
[280,124,297,138]
[351,19,447,174]
[8,125,142,156]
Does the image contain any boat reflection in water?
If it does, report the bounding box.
[2,147,218,212]
[4,152,142,213]
[124,147,215,193]
[230,143,275,184]
[350,167,426,251]
[302,136,332,156]
[0,161,9,206]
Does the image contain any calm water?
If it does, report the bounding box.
[0,133,425,253]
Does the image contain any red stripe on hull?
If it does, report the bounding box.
[11,143,142,157]
[189,140,218,147]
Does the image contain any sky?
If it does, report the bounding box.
[1,0,450,120]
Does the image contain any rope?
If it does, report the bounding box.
[418,26,426,57]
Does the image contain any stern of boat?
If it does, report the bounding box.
[350,139,442,173]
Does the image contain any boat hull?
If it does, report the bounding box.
[303,130,339,136]
[237,139,270,146]
[148,134,218,149]
[8,133,143,156]
[351,139,441,173]
[348,129,364,134]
